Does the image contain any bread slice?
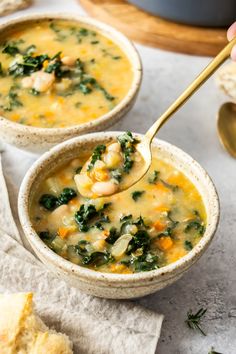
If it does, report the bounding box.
[0,0,32,16]
[0,292,73,354]
[215,62,236,100]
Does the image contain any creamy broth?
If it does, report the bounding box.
[30,149,206,274]
[0,19,133,127]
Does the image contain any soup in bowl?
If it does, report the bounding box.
[0,14,141,152]
[18,132,219,299]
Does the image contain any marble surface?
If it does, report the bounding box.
[1,1,236,353]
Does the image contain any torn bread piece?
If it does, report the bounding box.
[0,292,73,354]
[0,0,32,16]
[215,62,236,100]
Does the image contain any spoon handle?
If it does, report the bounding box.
[145,37,236,143]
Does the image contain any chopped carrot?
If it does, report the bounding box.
[153,221,166,232]
[93,239,106,251]
[11,113,20,121]
[45,111,54,118]
[157,236,173,251]
[103,230,110,237]
[92,168,109,182]
[110,264,132,274]
[57,97,64,104]
[43,60,49,69]
[167,175,185,188]
[167,249,186,263]
[155,205,169,213]
[155,182,169,193]
[58,227,69,239]
[68,198,79,206]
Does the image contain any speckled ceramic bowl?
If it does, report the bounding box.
[18,132,220,299]
[0,14,142,154]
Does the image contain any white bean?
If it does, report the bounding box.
[93,160,106,170]
[55,78,71,92]
[74,174,93,188]
[125,224,138,235]
[107,142,121,153]
[74,174,93,197]
[21,76,33,89]
[61,56,76,66]
[103,151,122,168]
[91,181,118,196]
[70,158,82,168]
[48,205,69,230]
[31,71,55,92]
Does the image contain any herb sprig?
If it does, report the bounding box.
[185,308,207,336]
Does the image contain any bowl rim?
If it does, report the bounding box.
[0,13,142,135]
[18,131,220,284]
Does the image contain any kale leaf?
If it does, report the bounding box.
[57,188,77,205]
[87,144,106,171]
[2,44,20,56]
[161,179,179,192]
[74,204,97,232]
[9,54,49,77]
[117,132,138,174]
[2,86,23,112]
[184,240,193,251]
[39,194,58,211]
[184,211,205,235]
[105,227,120,244]
[131,190,145,202]
[82,251,113,267]
[39,188,76,211]
[185,220,205,235]
[148,170,159,184]
[74,202,111,232]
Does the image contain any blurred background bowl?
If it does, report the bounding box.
[0,13,142,154]
[128,0,236,27]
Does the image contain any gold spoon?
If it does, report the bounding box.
[78,37,236,197]
[217,102,236,158]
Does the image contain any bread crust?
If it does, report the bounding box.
[0,0,32,16]
[0,292,73,354]
[216,62,236,100]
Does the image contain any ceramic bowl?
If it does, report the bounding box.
[128,0,235,27]
[0,14,142,154]
[18,132,220,299]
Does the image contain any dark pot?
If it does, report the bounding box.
[128,0,236,27]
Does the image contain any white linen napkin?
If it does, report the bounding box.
[0,153,164,354]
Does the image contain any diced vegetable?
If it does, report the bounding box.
[157,236,173,251]
[111,234,133,258]
[51,235,65,253]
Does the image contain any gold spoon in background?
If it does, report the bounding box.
[217,102,236,158]
[79,37,236,197]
